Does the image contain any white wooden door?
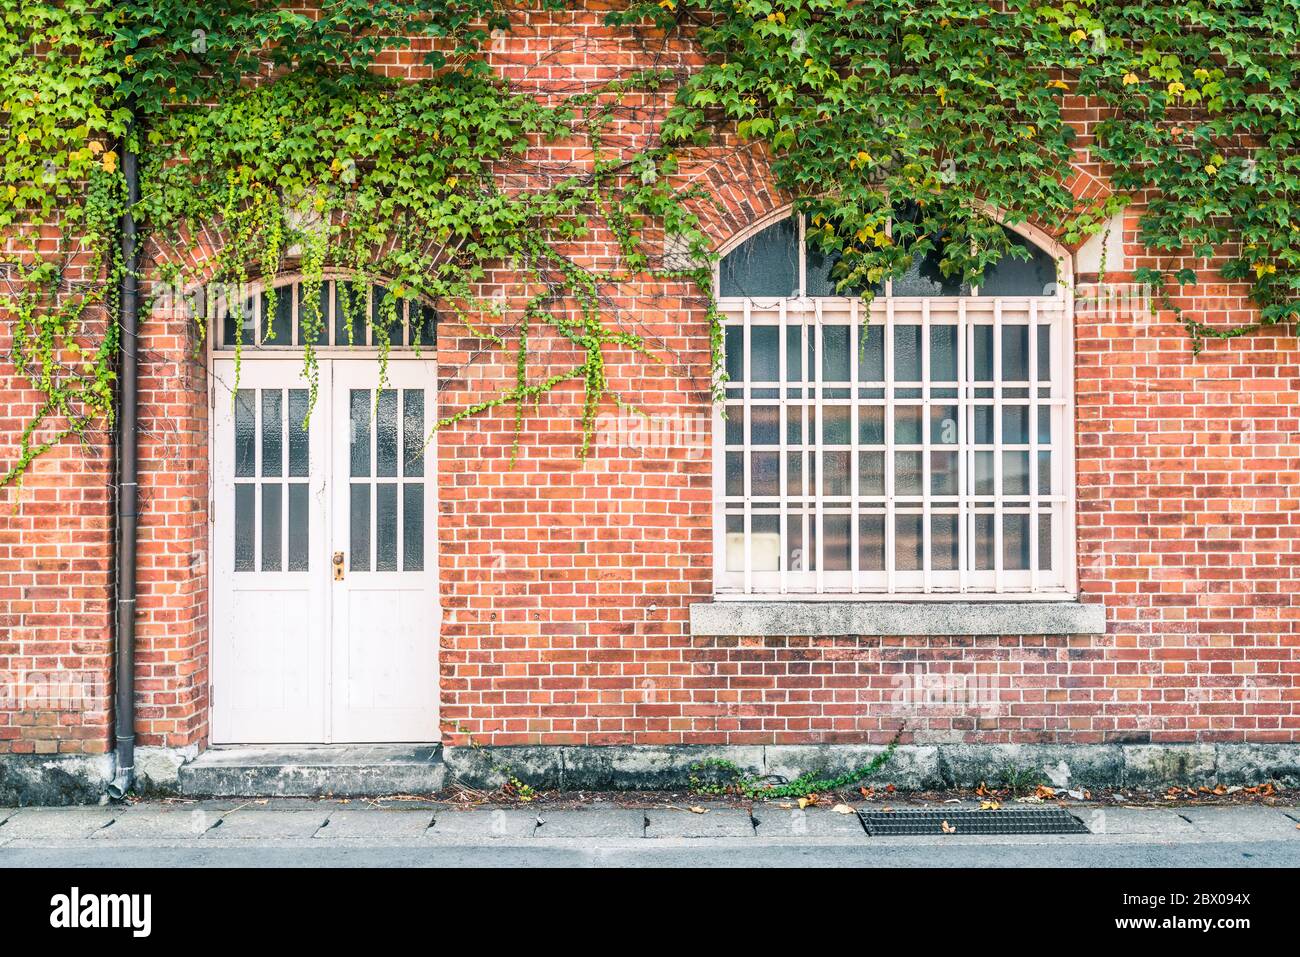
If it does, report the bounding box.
[211,358,439,743]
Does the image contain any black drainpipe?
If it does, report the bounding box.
[108,132,140,800]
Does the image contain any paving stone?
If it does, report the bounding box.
[314,809,434,840]
[645,806,754,839]
[203,808,330,839]
[754,805,867,838]
[534,808,646,839]
[1074,807,1194,836]
[425,808,540,839]
[1175,806,1300,836]
[0,807,118,840]
[92,805,229,840]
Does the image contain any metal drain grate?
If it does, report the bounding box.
[860,807,1090,836]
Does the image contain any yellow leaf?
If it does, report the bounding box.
[941,819,957,834]
[1204,164,1218,176]
[797,796,813,810]
[832,803,856,815]
[1123,72,1140,86]
[688,805,707,814]
[980,800,1002,811]
[1047,79,1069,91]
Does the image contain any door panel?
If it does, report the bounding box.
[212,360,329,743]
[329,361,439,742]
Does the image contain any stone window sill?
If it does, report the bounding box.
[689,599,1106,637]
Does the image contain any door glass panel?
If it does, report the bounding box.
[403,483,424,571]
[288,390,309,477]
[350,483,371,571]
[376,390,399,478]
[288,483,309,571]
[403,390,425,477]
[261,390,282,477]
[234,390,256,477]
[261,483,282,571]
[234,483,255,571]
[350,389,370,477]
[376,483,398,571]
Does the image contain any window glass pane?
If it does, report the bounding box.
[893,325,921,381]
[298,282,329,346]
[785,326,803,381]
[932,514,958,570]
[857,326,885,381]
[821,325,850,381]
[786,452,803,497]
[895,451,922,496]
[719,218,799,298]
[288,390,309,478]
[978,228,1057,297]
[725,514,743,571]
[822,406,850,444]
[1004,513,1030,570]
[725,406,743,446]
[261,390,282,477]
[261,483,282,572]
[929,325,957,381]
[931,451,959,495]
[974,451,995,495]
[234,484,255,571]
[751,326,780,381]
[222,295,255,347]
[350,483,371,571]
[859,513,885,570]
[1037,513,1052,571]
[1002,325,1029,381]
[335,281,363,345]
[1037,405,1051,444]
[751,406,779,445]
[234,389,256,477]
[972,325,993,380]
[786,407,803,445]
[788,514,804,571]
[1038,450,1052,495]
[973,406,993,444]
[751,515,780,571]
[895,513,923,570]
[894,406,922,445]
[404,483,424,572]
[975,514,995,569]
[288,483,308,572]
[806,244,881,298]
[931,405,958,444]
[371,286,403,347]
[350,390,371,477]
[724,326,743,382]
[822,451,850,497]
[376,483,398,572]
[726,451,744,496]
[1002,406,1028,444]
[1003,451,1029,495]
[412,302,438,349]
[1037,325,1051,380]
[403,390,425,477]
[858,451,885,495]
[859,406,885,445]
[376,390,398,478]
[261,286,293,345]
[752,452,780,496]
[823,513,850,570]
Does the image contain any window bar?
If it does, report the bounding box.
[992,299,1004,593]
[253,389,263,570]
[799,307,811,585]
[742,299,753,595]
[1028,298,1039,590]
[957,297,969,594]
[279,390,289,572]
[778,298,789,595]
[884,296,896,596]
[291,283,300,346]
[813,297,825,594]
[797,214,807,299]
[849,298,860,594]
[921,298,932,594]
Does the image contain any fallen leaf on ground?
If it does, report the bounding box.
[777,803,794,810]
[980,800,1001,811]
[886,784,896,793]
[860,786,874,799]
[941,819,957,834]
[797,797,814,810]
[688,806,707,814]
[1035,785,1056,799]
[832,803,856,815]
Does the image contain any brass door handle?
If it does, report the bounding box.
[333,551,345,581]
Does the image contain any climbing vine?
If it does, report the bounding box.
[2,0,1299,482]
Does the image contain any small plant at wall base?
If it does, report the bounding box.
[689,733,900,800]
[3,1,1299,483]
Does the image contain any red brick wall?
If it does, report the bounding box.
[2,3,1296,755]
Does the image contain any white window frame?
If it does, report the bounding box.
[712,206,1077,601]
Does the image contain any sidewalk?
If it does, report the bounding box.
[3,798,1299,867]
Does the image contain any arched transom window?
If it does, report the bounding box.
[715,210,1075,598]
